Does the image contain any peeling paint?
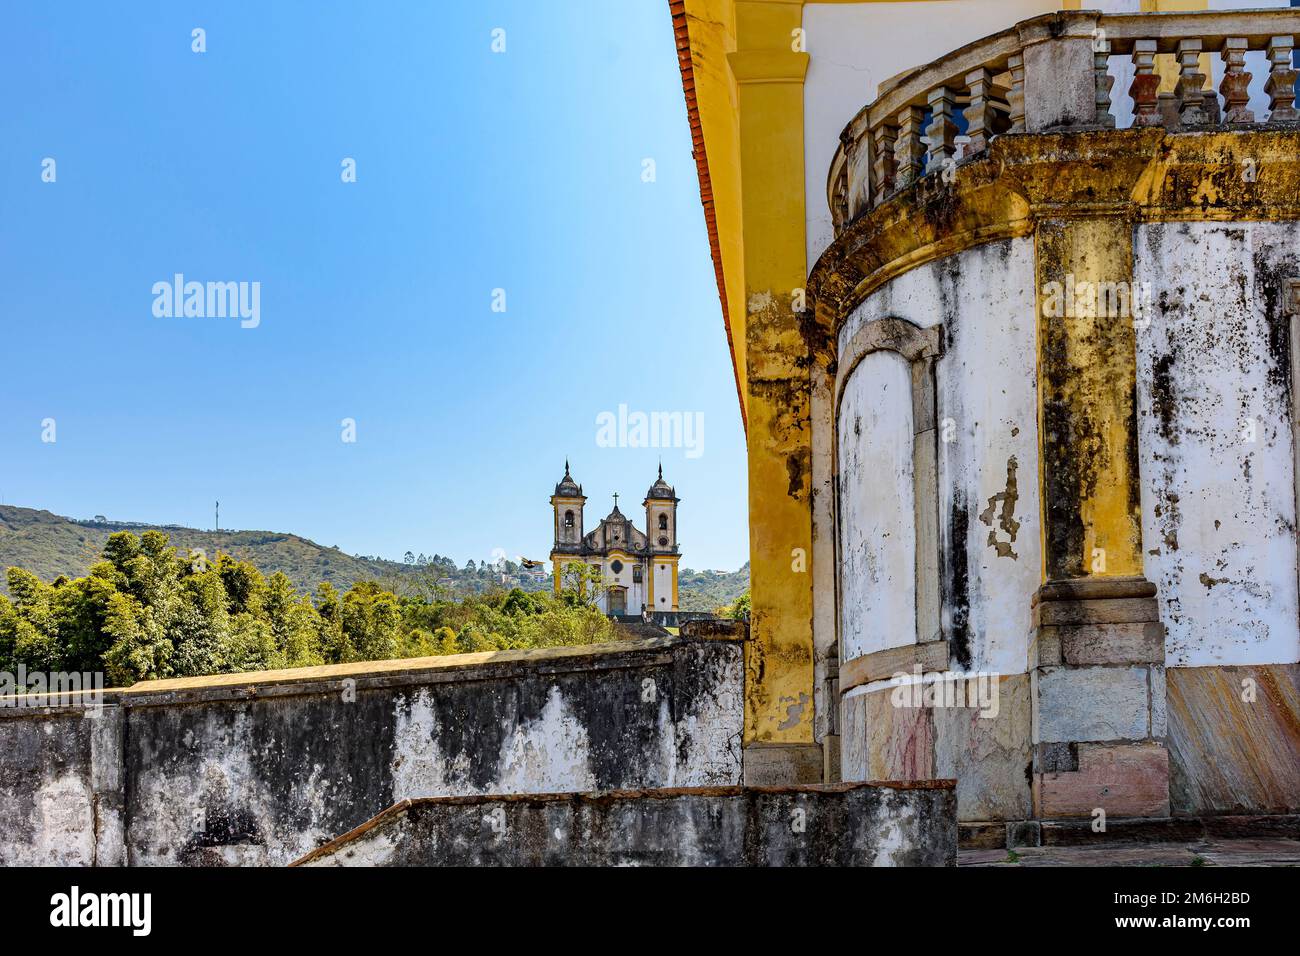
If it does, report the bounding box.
[979,456,1020,559]
[1136,221,1300,667]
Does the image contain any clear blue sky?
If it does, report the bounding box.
[0,1,749,572]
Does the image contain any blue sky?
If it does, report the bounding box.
[0,1,749,572]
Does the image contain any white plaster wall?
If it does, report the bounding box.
[653,562,674,610]
[933,241,1041,675]
[628,580,647,612]
[811,371,838,741]
[837,239,1041,675]
[838,350,917,660]
[392,686,598,799]
[802,0,1060,267]
[598,556,645,612]
[1135,221,1300,668]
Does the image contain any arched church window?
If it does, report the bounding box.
[658,514,668,531]
[564,510,574,529]
[633,565,642,583]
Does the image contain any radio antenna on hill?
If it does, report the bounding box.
[215,500,220,532]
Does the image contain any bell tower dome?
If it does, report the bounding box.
[644,463,678,552]
[551,460,586,548]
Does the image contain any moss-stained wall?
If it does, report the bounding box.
[0,636,743,866]
[297,781,957,867]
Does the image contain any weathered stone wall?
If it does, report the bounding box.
[295,781,957,867]
[1168,662,1300,816]
[0,636,744,866]
[0,702,124,867]
[842,674,1032,823]
[834,241,1040,822]
[831,222,1300,823]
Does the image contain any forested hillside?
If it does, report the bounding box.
[0,505,748,609]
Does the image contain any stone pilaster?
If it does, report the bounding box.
[1031,213,1169,820]
[1030,579,1168,819]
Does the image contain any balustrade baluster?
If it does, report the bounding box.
[1267,36,1298,122]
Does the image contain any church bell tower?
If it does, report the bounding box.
[644,464,680,611]
[549,461,586,594]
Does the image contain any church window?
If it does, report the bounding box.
[611,559,624,574]
[564,510,574,529]
[633,565,642,583]
[658,514,668,531]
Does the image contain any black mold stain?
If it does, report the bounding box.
[786,452,807,500]
[943,493,972,671]
[1041,400,1086,579]
[1252,246,1297,405]
[1150,353,1179,445]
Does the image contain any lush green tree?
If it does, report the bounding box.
[341,581,401,662]
[52,572,118,672]
[725,590,751,622]
[102,591,171,685]
[264,572,321,667]
[217,554,265,616]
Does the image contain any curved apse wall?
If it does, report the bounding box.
[837,349,917,662]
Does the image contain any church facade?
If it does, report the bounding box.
[549,463,680,616]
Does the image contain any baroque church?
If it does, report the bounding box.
[549,462,680,616]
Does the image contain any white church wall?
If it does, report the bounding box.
[1134,220,1300,668]
[653,562,675,612]
[836,239,1041,676]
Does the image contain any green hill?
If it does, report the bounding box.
[0,505,417,593]
[676,564,750,612]
[0,504,749,609]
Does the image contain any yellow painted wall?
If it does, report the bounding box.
[729,0,816,745]
[1034,217,1144,581]
[681,0,748,420]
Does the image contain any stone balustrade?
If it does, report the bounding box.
[827,8,1300,232]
